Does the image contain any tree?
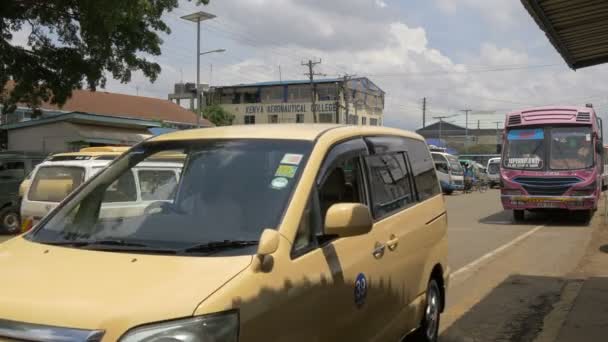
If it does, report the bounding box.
[204,104,234,126]
[0,0,208,113]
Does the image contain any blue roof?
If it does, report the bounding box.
[222,78,342,88]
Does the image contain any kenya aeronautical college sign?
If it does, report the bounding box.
[245,102,337,114]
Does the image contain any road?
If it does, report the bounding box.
[0,190,598,341]
[440,189,596,342]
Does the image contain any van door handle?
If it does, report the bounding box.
[372,242,386,259]
[386,235,399,251]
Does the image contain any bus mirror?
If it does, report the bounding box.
[597,141,603,154]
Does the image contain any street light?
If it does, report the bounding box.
[181,11,217,127]
[200,48,225,56]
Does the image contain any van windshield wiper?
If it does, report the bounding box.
[42,239,178,254]
[181,240,259,254]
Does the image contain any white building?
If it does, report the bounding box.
[206,77,385,125]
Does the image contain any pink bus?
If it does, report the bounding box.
[500,106,604,221]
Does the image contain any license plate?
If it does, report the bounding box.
[536,202,559,208]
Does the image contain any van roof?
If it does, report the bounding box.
[149,124,424,142]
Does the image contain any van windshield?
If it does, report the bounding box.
[446,155,463,174]
[29,139,312,252]
[28,166,85,202]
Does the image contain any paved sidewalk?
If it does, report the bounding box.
[553,207,608,341]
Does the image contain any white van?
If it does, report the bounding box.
[432,152,464,194]
[486,157,501,188]
[21,148,183,232]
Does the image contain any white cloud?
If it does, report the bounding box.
[435,0,521,28]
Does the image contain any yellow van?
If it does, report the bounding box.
[0,125,449,342]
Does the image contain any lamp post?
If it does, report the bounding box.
[181,11,219,127]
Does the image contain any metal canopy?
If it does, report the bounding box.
[521,0,608,69]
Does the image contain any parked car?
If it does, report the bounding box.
[20,146,183,232]
[0,125,449,342]
[0,151,46,234]
[486,157,501,188]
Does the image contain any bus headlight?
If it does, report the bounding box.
[120,311,238,342]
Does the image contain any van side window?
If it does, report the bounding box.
[408,140,440,201]
[138,170,178,201]
[319,158,364,218]
[103,171,137,203]
[0,161,25,181]
[365,152,415,219]
[293,140,367,257]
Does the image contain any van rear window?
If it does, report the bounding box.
[29,167,85,202]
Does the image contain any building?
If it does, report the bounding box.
[1,85,212,153]
[416,121,502,155]
[204,77,385,126]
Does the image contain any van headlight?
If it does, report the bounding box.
[120,311,238,342]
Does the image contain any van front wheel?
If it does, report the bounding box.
[412,279,441,342]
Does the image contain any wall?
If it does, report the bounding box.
[220,100,383,126]
[8,122,78,153]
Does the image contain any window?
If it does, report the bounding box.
[365,153,415,218]
[261,86,284,102]
[244,115,256,125]
[319,113,334,123]
[370,118,378,126]
[29,166,85,202]
[296,113,305,123]
[362,117,367,125]
[319,158,364,218]
[268,114,279,123]
[138,170,178,201]
[288,85,312,101]
[102,171,137,203]
[0,161,25,181]
[317,85,337,101]
[407,140,441,201]
[243,91,260,104]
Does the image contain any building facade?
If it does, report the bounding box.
[206,78,385,126]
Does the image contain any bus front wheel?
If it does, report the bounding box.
[513,210,525,222]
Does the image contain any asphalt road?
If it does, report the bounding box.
[0,190,598,341]
[439,189,596,342]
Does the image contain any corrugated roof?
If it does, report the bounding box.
[521,0,608,69]
[215,77,386,94]
[3,81,211,126]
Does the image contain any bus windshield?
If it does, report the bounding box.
[503,128,545,170]
[550,127,593,170]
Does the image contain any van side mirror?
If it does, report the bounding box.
[257,229,280,256]
[325,203,373,238]
[596,141,603,154]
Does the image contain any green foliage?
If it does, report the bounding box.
[204,104,234,126]
[0,0,209,113]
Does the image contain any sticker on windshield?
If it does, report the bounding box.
[586,134,591,142]
[507,129,544,140]
[506,157,542,169]
[275,164,298,178]
[270,177,289,189]
[281,153,303,165]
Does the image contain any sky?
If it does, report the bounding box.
[11,0,608,131]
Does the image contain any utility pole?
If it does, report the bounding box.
[422,97,427,128]
[433,116,450,146]
[461,109,472,152]
[302,59,325,123]
[340,74,355,124]
[477,120,480,129]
